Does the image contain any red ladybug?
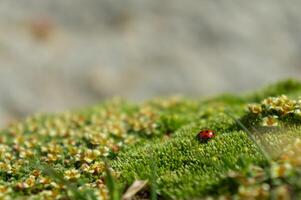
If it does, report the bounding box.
[197,129,215,143]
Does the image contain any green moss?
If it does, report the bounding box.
[111,79,301,199]
[245,79,301,102]
[113,128,266,198]
[1,79,301,199]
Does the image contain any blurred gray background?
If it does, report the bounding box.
[1,0,301,126]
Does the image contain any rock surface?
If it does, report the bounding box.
[0,0,301,125]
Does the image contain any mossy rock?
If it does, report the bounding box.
[1,79,301,199]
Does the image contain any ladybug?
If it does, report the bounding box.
[197,129,215,143]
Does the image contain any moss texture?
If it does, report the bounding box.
[1,79,301,199]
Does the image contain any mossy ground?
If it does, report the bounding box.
[1,79,301,199]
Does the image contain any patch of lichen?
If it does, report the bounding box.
[1,79,301,199]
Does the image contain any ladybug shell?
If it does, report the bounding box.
[197,129,215,142]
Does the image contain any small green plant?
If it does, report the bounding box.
[246,95,301,127]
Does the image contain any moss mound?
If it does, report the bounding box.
[1,79,301,199]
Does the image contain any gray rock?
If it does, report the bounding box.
[0,0,301,126]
